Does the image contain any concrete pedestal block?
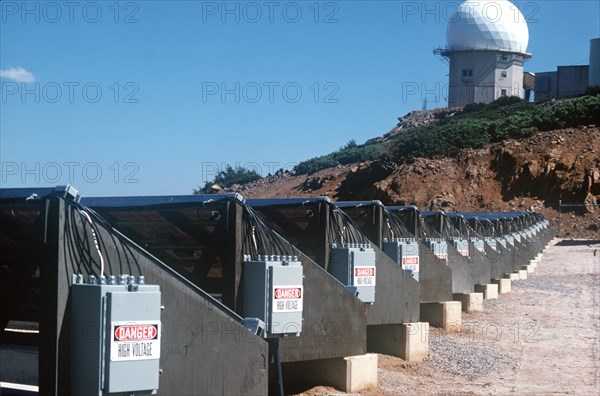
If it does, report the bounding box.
[367,323,429,362]
[475,283,498,300]
[420,302,461,331]
[492,278,511,294]
[506,272,520,281]
[518,269,528,280]
[453,293,483,312]
[522,264,535,274]
[342,354,378,392]
[529,260,538,268]
[283,354,378,393]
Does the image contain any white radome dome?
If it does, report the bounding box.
[447,0,529,53]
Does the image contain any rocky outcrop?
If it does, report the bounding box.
[232,127,600,238]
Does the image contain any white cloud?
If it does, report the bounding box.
[0,66,36,83]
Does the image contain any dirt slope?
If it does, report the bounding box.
[225,125,600,239]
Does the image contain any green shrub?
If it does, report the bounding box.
[194,165,261,194]
[292,94,600,175]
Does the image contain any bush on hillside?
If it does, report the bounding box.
[195,165,261,194]
[292,94,600,175]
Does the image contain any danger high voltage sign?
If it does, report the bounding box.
[110,321,161,362]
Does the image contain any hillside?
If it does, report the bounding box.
[213,96,600,239]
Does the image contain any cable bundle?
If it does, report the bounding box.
[62,199,141,277]
[240,203,299,259]
[382,207,413,240]
[327,205,369,245]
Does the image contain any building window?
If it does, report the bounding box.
[502,55,508,61]
[462,69,473,78]
[501,89,507,96]
[501,71,507,78]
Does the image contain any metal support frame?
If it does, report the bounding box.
[248,199,420,326]
[3,196,270,395]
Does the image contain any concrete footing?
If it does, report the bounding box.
[492,278,511,294]
[283,354,378,393]
[529,260,538,268]
[475,283,499,300]
[522,264,535,274]
[420,301,461,331]
[506,272,520,281]
[518,269,528,279]
[453,293,483,312]
[367,323,429,362]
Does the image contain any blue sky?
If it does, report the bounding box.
[1,0,599,196]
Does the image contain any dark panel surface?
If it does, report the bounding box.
[43,198,269,396]
[469,242,492,285]
[250,200,420,326]
[279,252,367,362]
[366,250,420,325]
[485,242,511,280]
[418,242,453,303]
[447,244,474,294]
[512,240,528,270]
[88,196,367,364]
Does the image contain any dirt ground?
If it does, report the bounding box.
[296,239,600,396]
[227,127,600,240]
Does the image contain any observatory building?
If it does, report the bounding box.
[436,0,531,107]
[535,38,600,102]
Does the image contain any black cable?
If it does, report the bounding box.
[234,200,299,259]
[65,203,96,276]
[330,205,369,245]
[63,199,143,277]
[86,206,140,275]
[382,207,413,239]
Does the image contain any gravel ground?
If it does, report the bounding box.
[297,238,600,395]
[427,336,512,379]
[511,274,581,295]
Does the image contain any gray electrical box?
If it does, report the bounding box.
[450,238,470,258]
[383,238,420,281]
[242,255,303,338]
[423,239,448,264]
[70,274,161,395]
[506,235,515,247]
[471,239,485,254]
[330,244,376,304]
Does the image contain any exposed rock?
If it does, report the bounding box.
[230,126,599,239]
